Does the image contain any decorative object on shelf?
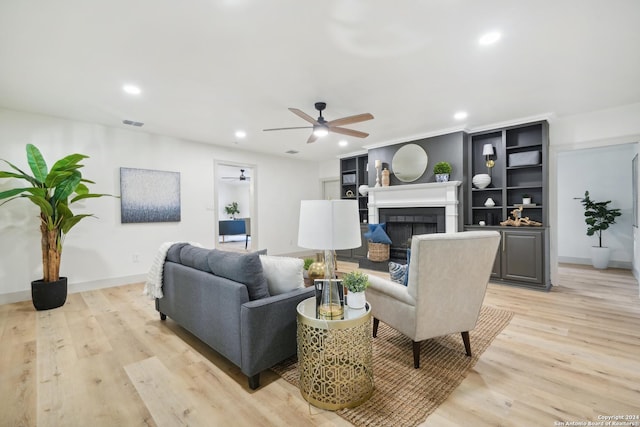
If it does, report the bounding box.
[358,184,370,196]
[298,200,362,318]
[343,271,370,309]
[342,173,356,184]
[374,159,382,187]
[522,194,532,205]
[509,151,540,167]
[381,168,390,186]
[472,173,491,189]
[483,144,495,172]
[484,197,495,207]
[433,161,452,182]
[580,190,622,269]
[224,201,240,219]
[392,143,428,182]
[0,144,116,311]
[345,189,355,198]
[500,206,542,227]
[479,220,486,226]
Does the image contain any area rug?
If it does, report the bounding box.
[271,305,513,427]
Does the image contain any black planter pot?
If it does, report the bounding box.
[31,277,68,311]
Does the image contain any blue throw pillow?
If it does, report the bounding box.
[403,248,411,286]
[369,225,392,244]
[389,262,407,284]
[363,223,386,240]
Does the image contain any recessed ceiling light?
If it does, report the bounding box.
[454,111,468,120]
[235,130,246,139]
[478,31,501,46]
[338,140,348,147]
[122,84,142,95]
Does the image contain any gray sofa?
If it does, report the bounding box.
[156,243,314,389]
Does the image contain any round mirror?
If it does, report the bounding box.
[392,144,428,182]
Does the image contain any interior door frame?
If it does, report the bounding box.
[213,160,258,250]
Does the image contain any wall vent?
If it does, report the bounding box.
[285,150,299,154]
[122,119,144,127]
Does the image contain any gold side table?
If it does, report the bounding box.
[296,297,373,410]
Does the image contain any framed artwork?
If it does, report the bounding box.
[120,167,181,223]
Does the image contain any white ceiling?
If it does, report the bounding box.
[1,1,639,161]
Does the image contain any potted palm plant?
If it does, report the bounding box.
[580,191,622,269]
[0,144,115,310]
[342,270,370,309]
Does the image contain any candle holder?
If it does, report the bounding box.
[375,160,382,188]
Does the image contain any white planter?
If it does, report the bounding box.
[591,246,611,269]
[347,291,366,309]
[522,197,532,205]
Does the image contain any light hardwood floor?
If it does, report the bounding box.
[1,264,638,427]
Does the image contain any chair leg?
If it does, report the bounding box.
[412,341,421,368]
[373,317,379,338]
[461,331,472,356]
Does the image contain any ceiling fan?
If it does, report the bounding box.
[221,169,250,182]
[263,102,374,143]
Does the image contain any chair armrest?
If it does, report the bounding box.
[367,274,416,307]
[239,286,315,376]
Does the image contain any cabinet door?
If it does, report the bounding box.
[501,230,543,284]
[491,240,502,279]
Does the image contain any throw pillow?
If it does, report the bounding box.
[403,248,412,286]
[363,223,386,240]
[207,250,270,300]
[389,261,407,284]
[369,225,392,244]
[259,255,305,295]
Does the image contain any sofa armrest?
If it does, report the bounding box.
[239,286,314,377]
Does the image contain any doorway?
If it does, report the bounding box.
[214,161,257,252]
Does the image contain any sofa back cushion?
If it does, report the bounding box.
[207,250,270,300]
[179,245,213,272]
[166,243,189,263]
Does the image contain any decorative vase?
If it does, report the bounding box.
[381,168,390,187]
[435,173,449,182]
[358,184,370,196]
[472,173,491,189]
[307,262,325,283]
[31,277,67,311]
[591,247,611,269]
[484,197,495,207]
[347,291,366,309]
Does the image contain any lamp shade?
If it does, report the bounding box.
[298,200,361,250]
[482,144,494,156]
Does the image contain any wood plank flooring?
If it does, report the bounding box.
[0,264,638,427]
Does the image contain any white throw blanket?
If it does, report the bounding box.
[143,241,201,299]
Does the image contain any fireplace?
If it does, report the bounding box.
[379,207,445,260]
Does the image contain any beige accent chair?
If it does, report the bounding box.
[366,231,500,368]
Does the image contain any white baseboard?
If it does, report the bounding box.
[0,274,147,306]
[557,256,632,270]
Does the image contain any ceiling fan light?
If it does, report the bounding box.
[313,126,329,137]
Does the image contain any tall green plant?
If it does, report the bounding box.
[580,191,621,248]
[0,144,114,282]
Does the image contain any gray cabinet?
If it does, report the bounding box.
[465,120,550,290]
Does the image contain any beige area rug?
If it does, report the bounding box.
[272,306,513,427]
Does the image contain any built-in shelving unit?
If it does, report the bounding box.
[338,154,369,260]
[465,121,550,290]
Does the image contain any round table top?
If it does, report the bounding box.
[297,296,370,323]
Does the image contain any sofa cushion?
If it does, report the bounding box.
[207,250,270,300]
[180,245,213,272]
[259,255,305,295]
[166,243,189,263]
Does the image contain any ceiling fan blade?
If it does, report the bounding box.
[306,133,319,144]
[288,108,319,125]
[329,126,369,138]
[263,126,313,131]
[327,113,374,127]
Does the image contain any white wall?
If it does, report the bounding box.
[549,102,640,285]
[0,109,321,303]
[557,144,634,267]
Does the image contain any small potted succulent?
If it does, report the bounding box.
[342,270,370,309]
[433,161,452,182]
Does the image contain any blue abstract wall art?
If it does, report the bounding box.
[120,167,181,223]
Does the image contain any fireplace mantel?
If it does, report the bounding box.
[367,181,462,233]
